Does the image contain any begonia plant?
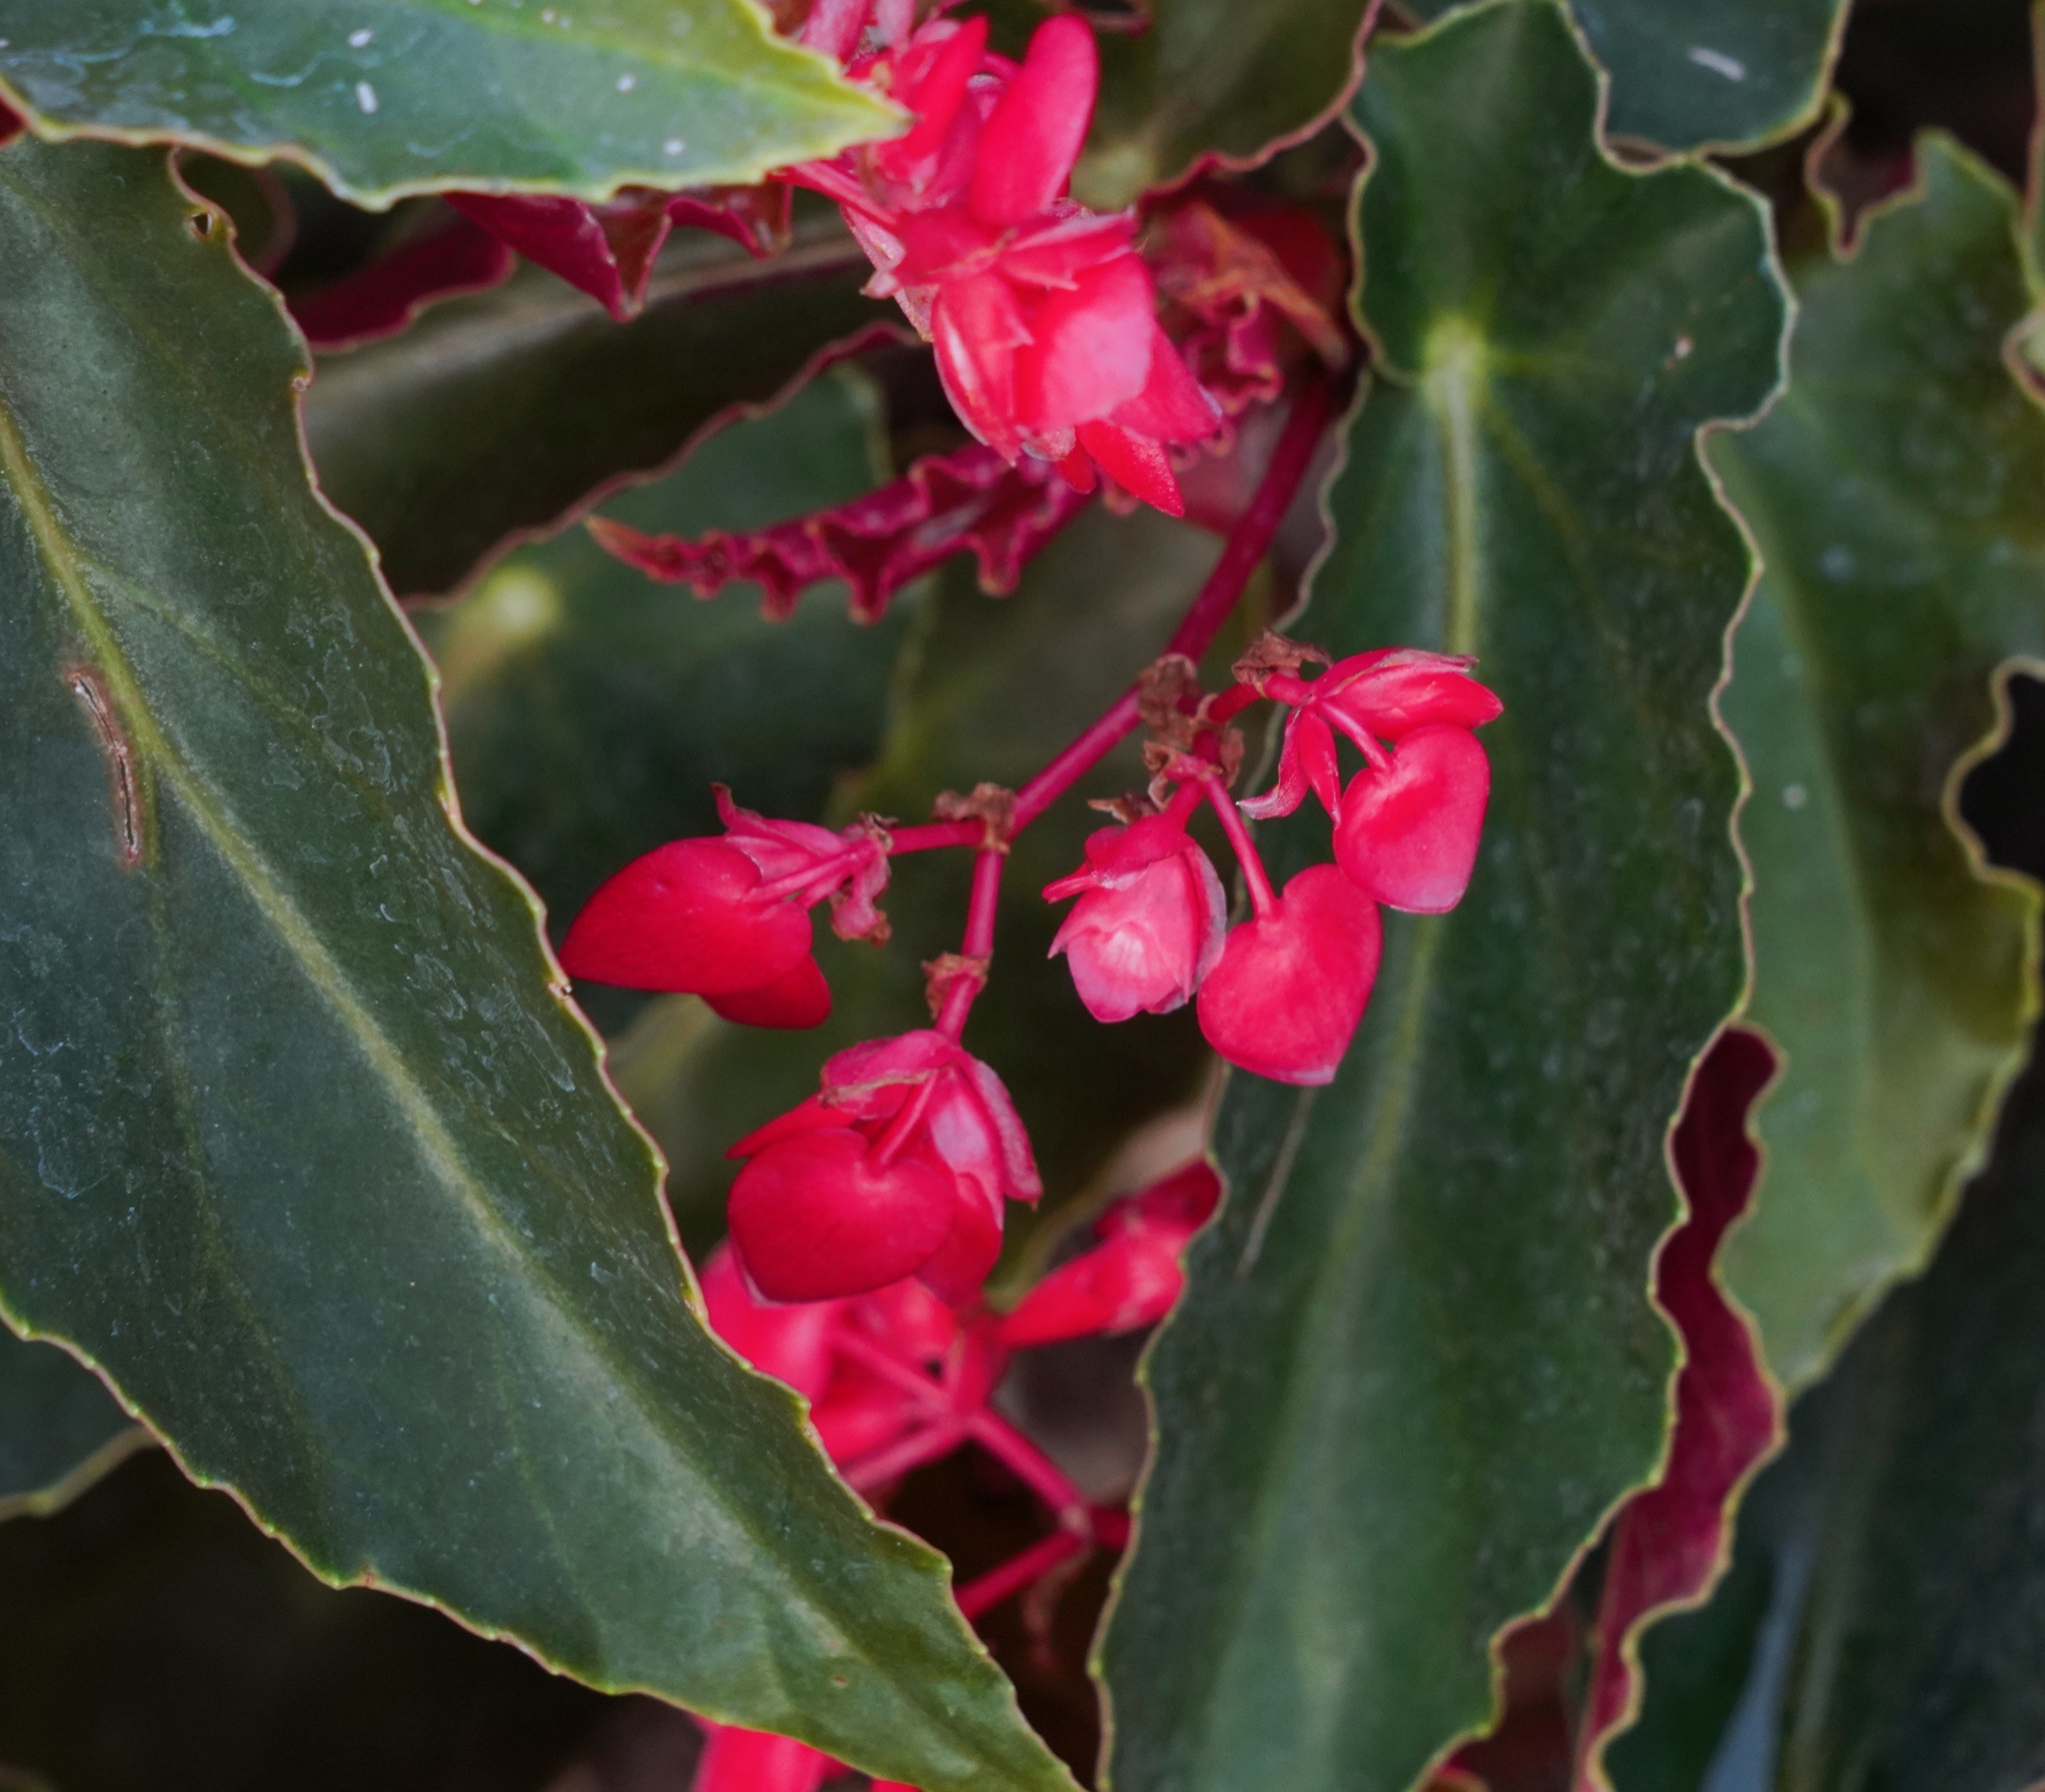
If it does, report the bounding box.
[3,1,2045,1790]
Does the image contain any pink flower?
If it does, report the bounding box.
[690,1724,835,1792]
[1237,708,1341,820]
[725,1031,1039,1303]
[1334,723,1492,914]
[790,12,1220,513]
[1043,815,1227,1021]
[998,1162,1221,1345]
[1196,864,1383,1085]
[558,786,887,1028]
[1264,647,1504,742]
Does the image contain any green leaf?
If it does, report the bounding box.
[0,1327,145,1521]
[1099,7,1785,1790]
[1612,1041,2045,1792]
[1406,0,1848,152]
[412,364,912,936]
[0,1451,612,1792]
[0,137,1067,1792]
[610,499,1238,1257]
[0,0,896,206]
[1710,138,2045,1393]
[304,219,886,598]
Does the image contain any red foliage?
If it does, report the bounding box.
[287,211,515,349]
[1570,1027,1780,1788]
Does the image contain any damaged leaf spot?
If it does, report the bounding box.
[67,664,145,872]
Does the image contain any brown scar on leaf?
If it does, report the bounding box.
[67,665,146,872]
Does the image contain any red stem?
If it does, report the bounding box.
[936,848,1005,1039]
[829,1329,947,1408]
[889,820,988,854]
[966,1408,1090,1529]
[953,1531,1088,1621]
[842,1419,970,1493]
[1009,377,1338,834]
[1203,776,1279,918]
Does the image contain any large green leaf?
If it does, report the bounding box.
[610,499,1237,1258]
[0,1452,611,1792]
[412,364,912,938]
[1711,139,2045,1393]
[1612,1039,2045,1792]
[0,0,894,206]
[0,137,1067,1792]
[304,218,884,598]
[0,1326,144,1521]
[1408,0,1847,152]
[1099,7,1784,1791]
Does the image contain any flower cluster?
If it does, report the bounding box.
[1044,642,1502,1086]
[787,4,1221,514]
[686,1162,1216,1792]
[724,1029,1039,1304]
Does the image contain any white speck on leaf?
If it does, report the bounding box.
[348,26,372,46]
[616,72,636,91]
[356,80,378,113]
[1686,45,1746,81]
[1783,783,1809,810]
[663,137,685,156]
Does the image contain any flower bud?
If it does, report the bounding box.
[725,1033,1040,1304]
[998,1162,1221,1345]
[1045,817,1226,1022]
[727,1124,959,1303]
[1334,723,1491,913]
[691,1725,835,1792]
[1196,864,1382,1085]
[560,836,813,996]
[1310,647,1503,740]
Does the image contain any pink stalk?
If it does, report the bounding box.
[889,820,989,854]
[829,1329,949,1408]
[936,848,1006,1039]
[1009,377,1339,834]
[966,1408,1090,1528]
[1202,776,1279,918]
[954,1531,1088,1620]
[842,1420,971,1493]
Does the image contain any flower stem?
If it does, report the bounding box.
[1009,377,1340,835]
[889,819,989,854]
[1204,776,1279,918]
[935,848,1005,1039]
[954,1531,1088,1621]
[966,1408,1091,1529]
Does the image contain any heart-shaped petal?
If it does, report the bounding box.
[728,1129,957,1303]
[704,954,832,1029]
[1196,865,1382,1086]
[1334,724,1491,914]
[560,837,812,995]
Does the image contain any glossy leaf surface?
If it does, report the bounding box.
[305,219,886,598]
[1612,1041,2045,1792]
[0,1452,612,1792]
[1713,140,2045,1392]
[1101,7,1783,1790]
[0,1327,143,1520]
[610,500,1234,1259]
[1408,0,1847,151]
[413,366,909,939]
[0,137,1066,1792]
[0,0,894,205]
